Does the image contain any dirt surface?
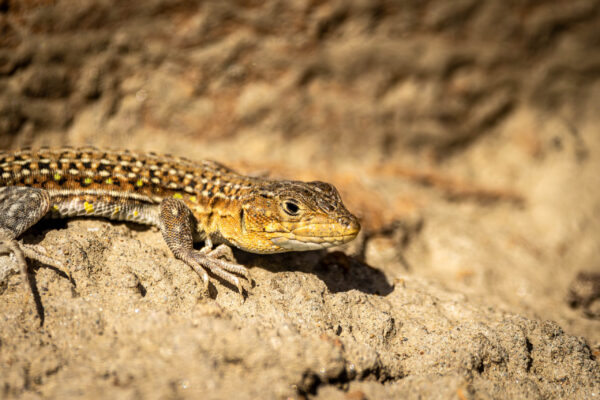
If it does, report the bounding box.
[1,1,599,399]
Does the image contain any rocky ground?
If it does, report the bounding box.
[1,0,599,399]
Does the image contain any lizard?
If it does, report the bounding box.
[0,147,360,299]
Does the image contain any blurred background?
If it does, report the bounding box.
[1,0,599,384]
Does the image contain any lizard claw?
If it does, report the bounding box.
[201,270,210,292]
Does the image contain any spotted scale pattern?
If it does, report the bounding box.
[0,146,261,229]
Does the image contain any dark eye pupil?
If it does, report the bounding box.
[284,201,299,214]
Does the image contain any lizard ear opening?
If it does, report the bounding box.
[239,207,246,233]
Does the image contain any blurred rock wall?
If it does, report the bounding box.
[1,0,599,158]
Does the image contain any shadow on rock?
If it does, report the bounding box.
[237,250,394,296]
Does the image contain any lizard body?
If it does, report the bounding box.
[0,147,360,297]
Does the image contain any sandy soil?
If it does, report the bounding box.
[1,1,599,399]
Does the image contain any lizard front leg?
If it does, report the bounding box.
[159,198,250,295]
[0,186,71,285]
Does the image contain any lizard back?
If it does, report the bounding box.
[0,147,258,226]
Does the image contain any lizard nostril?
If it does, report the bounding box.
[341,215,360,234]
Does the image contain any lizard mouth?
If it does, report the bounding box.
[270,231,359,251]
[286,216,360,238]
[259,216,361,252]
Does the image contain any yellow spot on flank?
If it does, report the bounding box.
[84,201,94,214]
[136,179,144,187]
[53,205,59,211]
[173,193,183,199]
[105,178,113,185]
[84,177,92,185]
[133,210,139,217]
[53,173,62,181]
[189,195,197,203]
[112,206,121,215]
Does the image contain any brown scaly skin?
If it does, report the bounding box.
[0,147,360,302]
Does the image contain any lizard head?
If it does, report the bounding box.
[229,180,360,254]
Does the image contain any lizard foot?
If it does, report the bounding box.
[180,248,251,299]
[0,239,72,282]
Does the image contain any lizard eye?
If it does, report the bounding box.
[282,200,300,216]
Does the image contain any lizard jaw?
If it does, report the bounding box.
[270,232,358,252]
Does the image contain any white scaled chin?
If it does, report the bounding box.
[271,237,340,251]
